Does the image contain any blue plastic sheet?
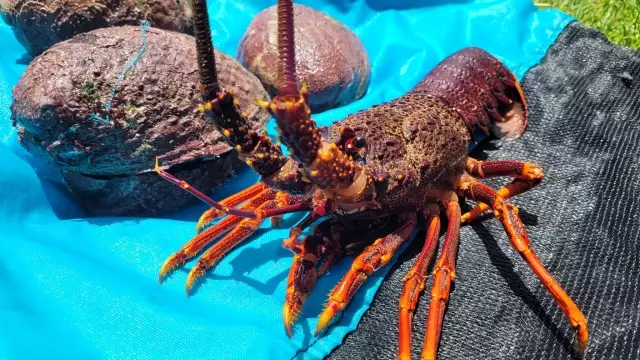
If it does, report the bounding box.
[0,1,573,359]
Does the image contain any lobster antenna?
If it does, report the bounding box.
[277,0,298,96]
[192,0,221,101]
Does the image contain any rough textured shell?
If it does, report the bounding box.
[237,3,371,113]
[325,93,471,212]
[1,0,194,56]
[11,25,271,176]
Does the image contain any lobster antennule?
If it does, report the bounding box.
[261,0,361,192]
[169,0,291,184]
[191,0,220,102]
[276,0,299,96]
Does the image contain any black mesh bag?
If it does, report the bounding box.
[327,22,640,360]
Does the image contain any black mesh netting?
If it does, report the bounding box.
[325,22,640,360]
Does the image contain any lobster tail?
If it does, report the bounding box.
[412,47,528,142]
[192,0,220,101]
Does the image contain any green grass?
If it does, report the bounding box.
[538,0,640,50]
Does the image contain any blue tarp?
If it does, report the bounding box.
[0,1,573,359]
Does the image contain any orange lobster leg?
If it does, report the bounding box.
[185,192,299,295]
[315,212,418,335]
[398,206,441,360]
[283,220,346,337]
[155,157,303,219]
[284,216,397,337]
[421,199,461,360]
[158,187,281,282]
[196,183,266,233]
[461,158,544,223]
[458,176,588,355]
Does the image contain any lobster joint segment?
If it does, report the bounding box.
[258,84,364,194]
[202,89,289,178]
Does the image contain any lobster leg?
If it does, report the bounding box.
[155,158,311,220]
[284,220,347,337]
[159,187,291,282]
[315,212,418,335]
[457,175,589,355]
[185,191,302,295]
[420,198,462,360]
[196,183,266,233]
[398,205,442,360]
[284,217,380,337]
[461,158,544,223]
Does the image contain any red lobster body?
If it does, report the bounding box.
[153,1,588,359]
[320,47,527,217]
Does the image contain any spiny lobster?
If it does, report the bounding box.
[153,0,589,358]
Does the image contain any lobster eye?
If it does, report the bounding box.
[353,136,366,148]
